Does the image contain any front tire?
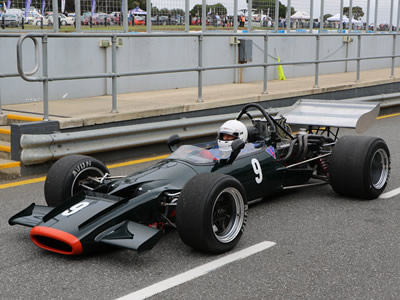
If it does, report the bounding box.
[176,173,248,254]
[44,155,109,207]
[329,136,390,199]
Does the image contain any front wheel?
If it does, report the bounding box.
[44,155,109,207]
[176,173,248,254]
[329,136,390,199]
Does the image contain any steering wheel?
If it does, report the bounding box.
[236,103,277,134]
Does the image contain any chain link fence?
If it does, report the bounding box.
[0,0,399,32]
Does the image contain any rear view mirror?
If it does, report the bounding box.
[167,134,181,152]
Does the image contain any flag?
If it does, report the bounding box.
[91,0,96,17]
[25,0,31,19]
[266,146,276,159]
[6,0,10,9]
[41,0,45,14]
[61,0,65,13]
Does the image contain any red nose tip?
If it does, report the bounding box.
[30,226,83,255]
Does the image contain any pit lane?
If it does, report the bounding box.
[1,115,399,300]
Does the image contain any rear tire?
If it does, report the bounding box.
[329,136,390,199]
[44,155,109,207]
[176,173,247,254]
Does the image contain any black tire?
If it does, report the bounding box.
[329,136,390,199]
[44,155,109,207]
[176,173,248,254]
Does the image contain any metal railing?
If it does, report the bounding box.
[6,30,399,120]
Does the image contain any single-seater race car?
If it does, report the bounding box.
[9,100,390,256]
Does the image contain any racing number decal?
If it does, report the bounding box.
[61,202,90,216]
[251,158,263,184]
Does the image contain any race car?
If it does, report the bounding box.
[9,101,390,256]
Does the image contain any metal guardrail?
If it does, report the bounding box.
[19,94,400,165]
[8,31,400,121]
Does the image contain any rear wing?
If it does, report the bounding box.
[278,99,380,134]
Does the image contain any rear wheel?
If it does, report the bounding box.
[329,136,390,199]
[44,155,109,206]
[176,173,247,254]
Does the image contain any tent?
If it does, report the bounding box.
[291,11,310,20]
[327,13,348,22]
[130,6,146,15]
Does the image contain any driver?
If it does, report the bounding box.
[200,120,248,160]
[217,120,248,151]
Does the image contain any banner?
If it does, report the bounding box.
[41,0,45,14]
[24,0,31,19]
[61,0,65,13]
[91,0,96,17]
[6,0,10,10]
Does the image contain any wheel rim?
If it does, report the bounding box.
[70,167,105,196]
[370,149,390,190]
[211,187,245,243]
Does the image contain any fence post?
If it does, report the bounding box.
[123,0,128,33]
[42,35,49,121]
[111,35,118,113]
[263,34,268,94]
[274,0,279,32]
[248,0,252,32]
[75,0,81,32]
[52,0,59,32]
[197,34,203,103]
[349,0,353,33]
[356,34,361,82]
[146,0,151,33]
[202,0,206,32]
[339,0,343,32]
[391,33,396,78]
[309,0,314,33]
[374,0,378,32]
[234,0,238,32]
[314,34,320,88]
[185,0,189,32]
[319,0,324,32]
[286,0,291,32]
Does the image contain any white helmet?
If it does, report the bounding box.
[217,120,248,151]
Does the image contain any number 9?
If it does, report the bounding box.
[251,158,263,184]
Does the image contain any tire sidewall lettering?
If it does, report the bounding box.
[72,160,92,177]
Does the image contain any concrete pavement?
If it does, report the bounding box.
[2,67,399,129]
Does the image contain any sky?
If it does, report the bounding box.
[151,0,398,24]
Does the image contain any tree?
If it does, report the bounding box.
[324,14,332,22]
[190,3,227,17]
[343,6,364,20]
[251,0,292,18]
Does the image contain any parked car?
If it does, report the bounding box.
[93,13,112,25]
[1,14,22,27]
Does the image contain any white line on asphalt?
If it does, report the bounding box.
[379,187,400,199]
[116,241,276,300]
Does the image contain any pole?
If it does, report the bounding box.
[263,34,268,94]
[42,36,49,121]
[349,0,353,33]
[274,0,279,32]
[309,0,314,33]
[185,0,189,32]
[286,0,291,32]
[339,0,343,32]
[111,35,118,113]
[146,0,151,33]
[319,0,324,32]
[197,35,203,102]
[202,0,206,32]
[374,0,378,32]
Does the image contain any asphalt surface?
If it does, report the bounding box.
[1,115,399,300]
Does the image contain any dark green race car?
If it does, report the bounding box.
[9,101,390,256]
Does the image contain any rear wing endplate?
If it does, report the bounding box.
[278,99,380,134]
